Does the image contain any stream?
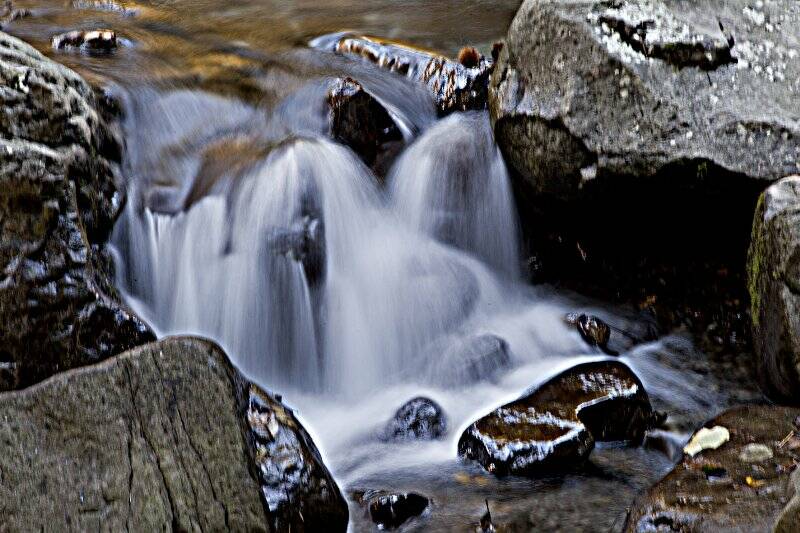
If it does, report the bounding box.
[4,1,765,530]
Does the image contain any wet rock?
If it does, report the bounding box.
[383,397,447,441]
[313,32,494,114]
[492,0,800,202]
[0,0,30,25]
[748,176,800,404]
[625,405,800,532]
[0,337,348,531]
[267,215,325,285]
[565,313,612,352]
[738,443,773,463]
[246,376,349,532]
[0,31,154,391]
[458,360,656,476]
[327,76,402,174]
[362,491,430,529]
[52,29,118,51]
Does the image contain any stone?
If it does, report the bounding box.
[425,334,512,387]
[683,425,730,457]
[313,32,494,114]
[491,0,800,201]
[748,176,800,404]
[625,405,800,532]
[327,76,403,174]
[738,443,774,463]
[52,29,118,51]
[0,337,349,532]
[0,31,155,391]
[458,360,656,476]
[383,396,447,441]
[363,491,429,529]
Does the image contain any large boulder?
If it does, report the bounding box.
[491,0,800,200]
[458,360,657,476]
[625,405,800,532]
[0,31,154,390]
[748,176,800,404]
[0,337,349,532]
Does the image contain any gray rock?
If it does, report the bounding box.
[0,337,349,532]
[747,176,800,404]
[491,0,800,200]
[625,405,800,532]
[0,31,154,391]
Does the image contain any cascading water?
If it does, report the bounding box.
[109,59,756,532]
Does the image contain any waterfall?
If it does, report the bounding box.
[112,85,568,396]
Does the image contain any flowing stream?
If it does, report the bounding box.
[5,1,764,530]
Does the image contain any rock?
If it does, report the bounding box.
[458,360,656,476]
[327,76,403,174]
[748,176,800,404]
[313,32,494,114]
[491,0,800,201]
[625,405,800,532]
[0,337,349,532]
[361,491,430,529]
[739,443,774,463]
[565,313,612,351]
[245,375,350,532]
[0,0,30,25]
[425,334,512,387]
[383,397,447,441]
[683,425,730,457]
[266,215,326,285]
[52,29,118,51]
[0,31,154,391]
[775,467,800,533]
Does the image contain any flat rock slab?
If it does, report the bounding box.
[748,175,800,404]
[458,360,655,476]
[491,0,800,199]
[625,405,800,532]
[0,337,348,532]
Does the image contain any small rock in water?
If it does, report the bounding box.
[683,426,730,457]
[366,491,429,529]
[458,360,656,476]
[52,29,117,51]
[327,76,402,174]
[478,499,495,532]
[384,397,447,441]
[739,443,773,463]
[565,313,612,351]
[427,334,511,387]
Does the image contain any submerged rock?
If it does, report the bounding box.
[52,29,118,51]
[0,31,154,391]
[313,32,493,114]
[327,76,402,174]
[426,334,512,387]
[748,176,800,404]
[625,405,800,532]
[383,397,447,441]
[0,337,348,531]
[359,491,430,529]
[491,0,800,201]
[458,360,656,476]
[267,215,325,285]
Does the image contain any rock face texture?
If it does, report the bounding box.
[0,31,154,390]
[491,0,800,200]
[748,176,800,405]
[0,337,349,532]
[458,360,656,476]
[625,405,800,532]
